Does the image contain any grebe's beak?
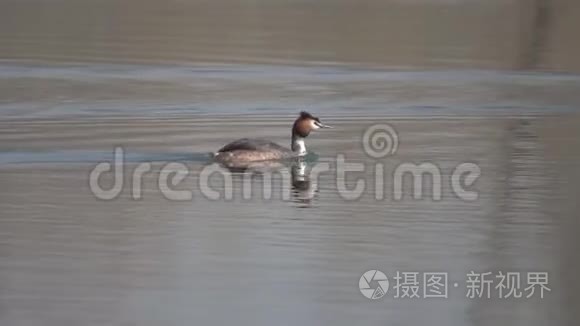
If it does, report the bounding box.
[315,121,333,129]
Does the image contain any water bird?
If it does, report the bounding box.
[213,111,332,168]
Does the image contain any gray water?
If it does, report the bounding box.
[1,1,580,325]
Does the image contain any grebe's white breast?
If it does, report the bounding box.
[293,138,307,156]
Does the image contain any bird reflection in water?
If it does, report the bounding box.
[214,158,318,206]
[290,160,318,206]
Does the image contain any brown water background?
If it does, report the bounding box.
[1,0,580,71]
[1,1,580,325]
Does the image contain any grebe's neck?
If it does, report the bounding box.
[291,133,307,156]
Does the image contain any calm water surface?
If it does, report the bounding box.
[0,64,579,324]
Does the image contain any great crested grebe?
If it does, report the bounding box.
[213,111,332,165]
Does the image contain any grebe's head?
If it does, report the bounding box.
[292,111,332,138]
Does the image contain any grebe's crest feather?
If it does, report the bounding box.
[294,111,325,137]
